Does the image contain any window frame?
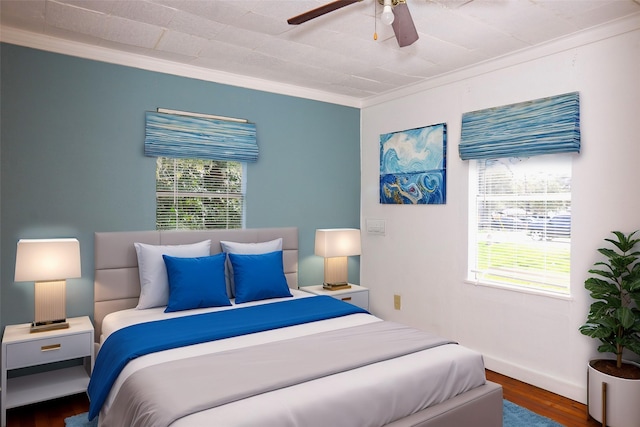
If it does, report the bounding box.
[155,157,246,230]
[466,154,573,297]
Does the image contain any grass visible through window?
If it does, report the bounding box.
[477,240,570,292]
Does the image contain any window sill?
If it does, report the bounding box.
[463,279,573,301]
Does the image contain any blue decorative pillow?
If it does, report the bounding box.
[220,238,283,298]
[228,251,292,304]
[162,253,231,312]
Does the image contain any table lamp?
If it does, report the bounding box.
[315,228,361,290]
[14,238,81,333]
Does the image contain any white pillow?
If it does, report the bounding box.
[134,240,211,309]
[220,238,283,297]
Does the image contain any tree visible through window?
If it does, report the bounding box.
[156,157,244,230]
[468,154,572,294]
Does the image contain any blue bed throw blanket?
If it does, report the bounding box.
[87,296,367,419]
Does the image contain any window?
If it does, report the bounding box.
[156,157,244,230]
[468,154,572,294]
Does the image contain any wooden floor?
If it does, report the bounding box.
[6,393,89,427]
[6,370,601,427]
[486,370,600,427]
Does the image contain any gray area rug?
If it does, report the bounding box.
[65,400,564,426]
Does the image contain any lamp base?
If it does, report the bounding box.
[322,282,352,291]
[30,319,69,333]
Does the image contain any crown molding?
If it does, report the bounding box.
[2,12,638,110]
[0,26,362,109]
[361,13,640,108]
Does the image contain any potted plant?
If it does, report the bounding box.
[579,230,640,427]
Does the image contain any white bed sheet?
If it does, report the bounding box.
[98,291,486,427]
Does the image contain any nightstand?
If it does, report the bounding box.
[302,284,369,310]
[1,316,94,427]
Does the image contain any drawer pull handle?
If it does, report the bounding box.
[341,297,352,301]
[41,344,62,352]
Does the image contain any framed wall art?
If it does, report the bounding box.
[380,123,447,205]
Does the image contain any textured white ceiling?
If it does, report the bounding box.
[2,0,640,106]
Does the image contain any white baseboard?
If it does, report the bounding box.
[484,355,586,404]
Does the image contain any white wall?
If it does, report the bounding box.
[360,18,640,403]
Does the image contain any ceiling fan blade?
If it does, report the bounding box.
[288,0,362,25]
[391,2,419,47]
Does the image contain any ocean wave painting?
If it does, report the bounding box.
[380,123,447,204]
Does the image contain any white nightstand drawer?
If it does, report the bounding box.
[301,285,369,311]
[334,291,368,310]
[5,332,91,370]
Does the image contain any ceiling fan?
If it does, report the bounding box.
[287,0,419,47]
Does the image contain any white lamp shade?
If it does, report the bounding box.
[15,238,81,282]
[315,229,361,258]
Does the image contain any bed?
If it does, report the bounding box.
[91,227,502,427]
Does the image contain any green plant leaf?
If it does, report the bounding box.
[582,230,640,359]
[597,343,617,354]
[598,317,618,329]
[629,276,640,292]
[588,266,615,278]
[625,337,640,355]
[598,247,620,260]
[617,307,635,328]
[585,277,618,296]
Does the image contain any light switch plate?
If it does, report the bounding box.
[366,219,386,236]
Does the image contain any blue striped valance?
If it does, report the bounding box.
[144,112,258,162]
[459,92,580,160]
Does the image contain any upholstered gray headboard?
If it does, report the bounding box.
[94,227,298,342]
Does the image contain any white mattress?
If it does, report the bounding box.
[98,291,486,427]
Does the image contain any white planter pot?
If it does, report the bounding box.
[588,359,640,427]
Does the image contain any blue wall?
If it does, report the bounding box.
[0,44,361,330]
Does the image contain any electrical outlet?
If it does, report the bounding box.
[393,294,401,310]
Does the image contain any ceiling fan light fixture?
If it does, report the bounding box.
[381,0,394,25]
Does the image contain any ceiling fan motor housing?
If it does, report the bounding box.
[289,0,418,47]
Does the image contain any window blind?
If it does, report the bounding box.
[156,158,244,230]
[470,155,571,293]
[459,92,580,160]
[145,112,258,162]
